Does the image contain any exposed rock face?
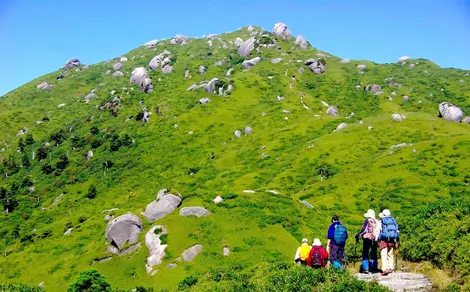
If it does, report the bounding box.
[304,59,326,75]
[145,225,167,274]
[242,57,261,69]
[161,65,173,74]
[438,102,463,122]
[213,196,223,204]
[105,213,143,249]
[272,23,292,39]
[198,65,207,75]
[234,37,244,48]
[145,40,158,48]
[185,69,190,79]
[238,37,255,57]
[247,26,254,32]
[170,35,189,45]
[392,113,406,121]
[326,105,338,117]
[340,59,350,64]
[179,207,210,217]
[64,58,80,70]
[365,84,382,93]
[130,67,153,93]
[244,126,253,135]
[112,71,123,78]
[271,58,282,64]
[295,35,308,49]
[113,63,123,71]
[355,272,432,292]
[204,78,220,93]
[86,150,93,160]
[397,56,410,63]
[142,194,182,222]
[199,97,211,105]
[357,64,367,70]
[181,245,203,261]
[234,130,242,138]
[301,200,313,209]
[462,117,470,124]
[336,123,348,131]
[37,82,54,90]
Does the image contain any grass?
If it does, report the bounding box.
[0,24,469,291]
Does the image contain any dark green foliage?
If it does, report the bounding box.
[18,138,25,152]
[67,269,112,292]
[40,163,54,174]
[0,186,17,213]
[135,112,144,121]
[178,275,198,290]
[90,126,99,135]
[55,153,69,170]
[21,153,31,168]
[121,134,132,146]
[135,287,154,292]
[71,136,87,148]
[87,184,97,199]
[36,147,48,161]
[159,234,168,244]
[90,138,103,149]
[25,134,34,146]
[401,195,470,284]
[50,130,67,145]
[0,283,45,291]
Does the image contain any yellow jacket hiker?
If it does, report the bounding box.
[294,238,312,265]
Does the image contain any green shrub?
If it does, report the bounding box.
[67,269,112,292]
[87,185,97,199]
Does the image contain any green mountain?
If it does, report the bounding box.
[0,23,469,291]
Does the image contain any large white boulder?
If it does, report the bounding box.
[105,213,143,249]
[272,23,292,39]
[438,102,463,122]
[142,194,181,222]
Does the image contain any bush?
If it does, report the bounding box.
[90,126,99,135]
[0,283,44,291]
[90,138,103,149]
[178,275,198,290]
[67,269,112,292]
[87,185,97,199]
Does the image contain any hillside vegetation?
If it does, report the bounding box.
[0,23,469,291]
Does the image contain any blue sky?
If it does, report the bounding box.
[1,0,469,96]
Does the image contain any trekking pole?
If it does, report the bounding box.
[353,242,358,269]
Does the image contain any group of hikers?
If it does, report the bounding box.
[294,209,399,276]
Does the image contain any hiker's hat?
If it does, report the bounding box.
[312,238,322,246]
[364,209,376,219]
[382,209,391,216]
[302,238,308,243]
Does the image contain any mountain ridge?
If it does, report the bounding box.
[0,22,469,291]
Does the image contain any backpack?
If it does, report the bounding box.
[380,216,399,241]
[363,218,378,240]
[334,224,348,245]
[310,247,324,267]
[299,244,311,261]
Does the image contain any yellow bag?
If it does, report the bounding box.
[300,244,311,261]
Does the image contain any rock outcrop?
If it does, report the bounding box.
[295,35,308,50]
[242,57,261,69]
[130,67,153,93]
[181,244,203,261]
[304,59,326,75]
[145,225,167,274]
[438,102,463,122]
[179,207,210,217]
[272,23,292,39]
[355,272,432,292]
[238,37,255,57]
[142,193,182,222]
[64,58,80,70]
[326,105,338,117]
[105,213,143,249]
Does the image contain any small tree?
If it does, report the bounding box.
[56,153,69,170]
[22,153,31,168]
[25,133,35,145]
[0,187,17,213]
[87,184,97,199]
[121,134,132,146]
[67,269,112,292]
[90,126,99,135]
[18,138,25,152]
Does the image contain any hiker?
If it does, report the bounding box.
[307,238,329,268]
[327,215,348,269]
[376,209,399,276]
[355,209,379,273]
[294,238,311,266]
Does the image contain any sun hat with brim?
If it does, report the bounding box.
[382,209,391,216]
[302,238,308,243]
[364,209,376,219]
[312,238,322,246]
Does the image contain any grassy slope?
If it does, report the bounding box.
[0,25,469,291]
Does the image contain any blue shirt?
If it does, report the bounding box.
[327,221,340,245]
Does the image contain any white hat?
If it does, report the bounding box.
[302,238,308,243]
[312,238,322,246]
[364,209,376,219]
[382,209,391,216]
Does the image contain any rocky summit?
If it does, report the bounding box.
[0,22,469,291]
